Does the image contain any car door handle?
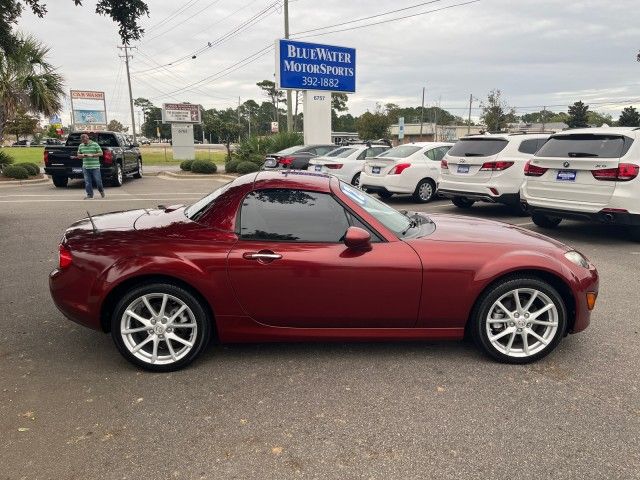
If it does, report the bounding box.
[243,251,282,261]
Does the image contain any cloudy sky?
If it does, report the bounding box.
[19,0,640,128]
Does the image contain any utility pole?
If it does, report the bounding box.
[118,44,137,143]
[467,94,473,135]
[248,106,252,137]
[419,86,426,140]
[284,0,293,132]
[238,96,241,142]
[541,105,547,132]
[434,96,441,142]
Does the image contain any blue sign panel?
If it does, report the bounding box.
[277,39,356,93]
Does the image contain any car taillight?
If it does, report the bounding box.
[441,159,449,170]
[43,151,49,165]
[480,161,514,171]
[278,156,294,167]
[592,163,639,182]
[103,150,113,165]
[524,160,548,177]
[390,163,411,175]
[59,244,72,269]
[325,164,343,169]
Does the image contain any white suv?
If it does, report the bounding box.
[307,143,390,186]
[360,142,453,202]
[521,127,640,240]
[438,133,550,215]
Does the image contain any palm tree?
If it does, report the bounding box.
[0,34,65,141]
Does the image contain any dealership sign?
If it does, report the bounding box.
[276,39,356,93]
[70,89,107,132]
[162,103,202,124]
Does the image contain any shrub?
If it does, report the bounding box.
[225,159,241,173]
[180,159,194,171]
[19,162,39,176]
[232,132,304,165]
[190,160,217,174]
[3,165,29,179]
[236,161,260,175]
[0,150,14,171]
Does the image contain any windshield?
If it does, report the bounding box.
[536,134,630,158]
[340,182,413,235]
[276,145,305,155]
[447,138,508,157]
[184,182,232,221]
[326,147,357,158]
[66,133,119,147]
[376,145,421,158]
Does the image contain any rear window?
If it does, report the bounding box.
[276,145,306,155]
[327,147,357,158]
[536,134,632,158]
[66,133,119,147]
[377,145,421,158]
[448,138,508,157]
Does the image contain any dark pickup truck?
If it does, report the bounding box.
[44,131,143,188]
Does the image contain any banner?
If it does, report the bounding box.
[73,110,107,125]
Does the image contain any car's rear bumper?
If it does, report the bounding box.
[527,205,640,226]
[44,166,116,178]
[438,188,520,205]
[361,173,414,194]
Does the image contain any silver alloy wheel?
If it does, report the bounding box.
[485,288,559,358]
[117,164,123,184]
[120,293,198,365]
[419,181,433,201]
[137,159,142,175]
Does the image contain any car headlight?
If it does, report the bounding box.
[564,251,590,269]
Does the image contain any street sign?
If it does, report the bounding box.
[271,121,279,133]
[276,39,356,93]
[398,117,405,140]
[49,114,62,125]
[162,103,202,124]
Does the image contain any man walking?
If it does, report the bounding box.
[77,133,105,199]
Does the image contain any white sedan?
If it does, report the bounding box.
[307,144,390,186]
[360,142,453,202]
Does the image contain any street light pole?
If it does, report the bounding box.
[419,86,426,141]
[284,0,293,132]
[467,93,473,135]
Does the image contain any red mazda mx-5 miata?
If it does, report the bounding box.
[50,171,599,371]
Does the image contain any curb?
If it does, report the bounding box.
[0,176,50,186]
[158,171,236,181]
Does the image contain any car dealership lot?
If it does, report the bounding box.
[1,177,638,479]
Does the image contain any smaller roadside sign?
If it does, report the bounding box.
[271,121,279,133]
[162,103,202,124]
[398,117,405,140]
[49,114,62,125]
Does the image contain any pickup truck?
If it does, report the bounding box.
[44,131,143,188]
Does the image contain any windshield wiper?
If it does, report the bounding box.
[567,152,599,158]
[401,219,417,236]
[464,153,484,157]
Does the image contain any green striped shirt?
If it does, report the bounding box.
[78,140,102,169]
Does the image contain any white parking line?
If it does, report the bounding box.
[0,197,201,203]
[513,221,534,226]
[0,192,209,197]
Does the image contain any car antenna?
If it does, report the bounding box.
[86,211,98,234]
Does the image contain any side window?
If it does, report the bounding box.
[371,147,388,157]
[313,146,336,156]
[240,189,350,242]
[537,138,548,151]
[357,149,368,160]
[518,139,541,155]
[436,146,451,160]
[425,149,438,161]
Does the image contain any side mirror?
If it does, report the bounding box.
[131,143,140,148]
[343,226,372,251]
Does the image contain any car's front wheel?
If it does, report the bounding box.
[133,158,143,179]
[471,277,566,364]
[111,283,212,372]
[377,191,393,199]
[351,172,361,187]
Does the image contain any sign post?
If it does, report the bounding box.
[70,90,108,132]
[162,103,201,160]
[276,39,356,145]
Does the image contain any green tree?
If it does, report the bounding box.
[203,108,240,159]
[567,101,589,128]
[0,34,64,142]
[1,1,149,54]
[356,105,391,140]
[107,119,128,132]
[45,124,60,138]
[256,80,285,123]
[586,111,614,127]
[480,89,515,132]
[4,109,37,140]
[520,110,556,125]
[618,106,640,127]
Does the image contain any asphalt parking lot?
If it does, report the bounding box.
[1,175,638,480]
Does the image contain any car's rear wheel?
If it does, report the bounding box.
[52,175,68,188]
[413,178,436,203]
[531,212,562,229]
[377,191,393,199]
[510,195,529,216]
[111,283,211,372]
[452,197,475,209]
[111,163,124,187]
[628,226,640,242]
[133,158,142,179]
[471,277,566,364]
[351,172,361,187]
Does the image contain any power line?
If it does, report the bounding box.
[142,0,225,44]
[144,0,203,33]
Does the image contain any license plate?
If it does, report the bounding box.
[457,164,470,174]
[264,158,277,168]
[556,170,577,182]
[315,165,322,172]
[72,167,83,173]
[372,166,381,174]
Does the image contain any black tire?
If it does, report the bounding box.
[531,212,562,229]
[509,195,529,217]
[412,178,436,203]
[111,283,212,372]
[52,175,68,188]
[628,226,640,242]
[377,191,393,199]
[452,196,475,209]
[470,276,567,364]
[111,162,124,187]
[133,158,142,179]
[351,172,361,187]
